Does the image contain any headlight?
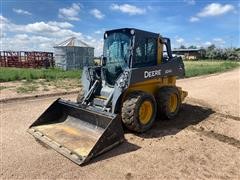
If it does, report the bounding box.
[118,70,129,88]
[119,78,125,88]
[130,29,135,35]
[104,33,108,38]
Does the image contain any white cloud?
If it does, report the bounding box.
[0,15,103,56]
[0,32,6,38]
[110,4,146,15]
[14,34,29,40]
[189,16,199,22]
[0,15,10,33]
[189,3,235,22]
[24,22,60,33]
[176,38,185,44]
[173,36,227,49]
[48,29,82,38]
[94,28,106,35]
[0,15,8,22]
[5,20,78,38]
[213,38,225,45]
[198,3,235,17]
[47,21,73,28]
[201,38,226,47]
[0,15,9,25]
[13,8,32,15]
[90,9,105,19]
[204,41,212,46]
[2,34,55,52]
[94,30,102,34]
[0,15,81,51]
[86,35,93,40]
[184,0,196,5]
[88,39,103,56]
[58,3,81,21]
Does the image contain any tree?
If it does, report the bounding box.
[226,48,240,61]
[205,45,240,61]
[206,44,217,59]
[207,44,216,51]
[188,45,197,49]
[179,45,186,49]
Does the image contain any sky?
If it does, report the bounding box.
[0,0,239,56]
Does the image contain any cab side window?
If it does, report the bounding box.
[135,39,146,65]
[133,38,157,67]
[147,38,157,63]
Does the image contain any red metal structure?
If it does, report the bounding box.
[0,51,54,68]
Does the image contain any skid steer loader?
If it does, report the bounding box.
[28,28,187,165]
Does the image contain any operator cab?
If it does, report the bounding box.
[102,28,173,86]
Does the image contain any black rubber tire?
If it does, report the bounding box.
[157,87,180,120]
[121,91,157,132]
[76,88,84,103]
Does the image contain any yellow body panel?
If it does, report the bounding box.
[124,76,187,103]
[126,76,176,96]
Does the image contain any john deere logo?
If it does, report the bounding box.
[144,69,173,79]
[144,69,161,78]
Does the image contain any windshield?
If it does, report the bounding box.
[103,32,131,85]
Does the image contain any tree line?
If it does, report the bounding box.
[178,45,240,61]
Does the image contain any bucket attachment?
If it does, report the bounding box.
[28,99,124,165]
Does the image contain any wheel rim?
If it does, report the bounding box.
[139,100,153,125]
[168,93,178,113]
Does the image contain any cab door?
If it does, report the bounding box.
[132,37,157,68]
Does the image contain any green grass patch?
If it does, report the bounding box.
[17,84,39,93]
[1,61,239,82]
[0,86,7,90]
[0,68,81,82]
[184,60,240,78]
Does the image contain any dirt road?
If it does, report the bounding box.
[178,68,240,117]
[1,69,240,179]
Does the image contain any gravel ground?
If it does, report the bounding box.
[178,68,240,117]
[1,69,240,179]
[0,79,80,101]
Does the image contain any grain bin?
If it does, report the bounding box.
[54,37,94,70]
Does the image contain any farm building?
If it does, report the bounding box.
[172,49,206,60]
[54,37,94,70]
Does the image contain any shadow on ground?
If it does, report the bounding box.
[136,103,215,139]
[84,141,141,166]
[86,103,214,165]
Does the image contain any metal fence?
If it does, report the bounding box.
[0,51,54,68]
